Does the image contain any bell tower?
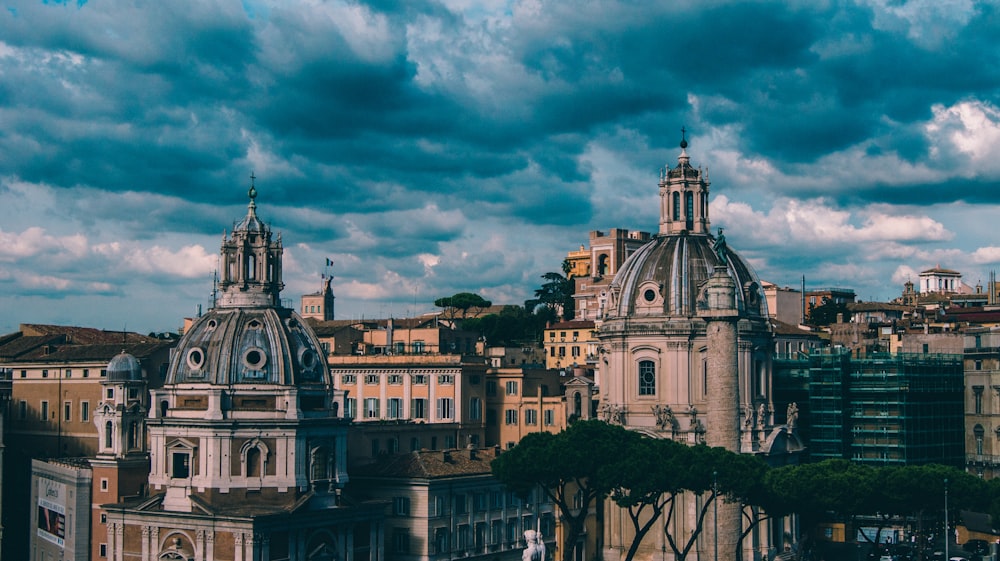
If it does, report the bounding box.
[93,351,148,459]
[216,175,284,308]
[659,129,711,235]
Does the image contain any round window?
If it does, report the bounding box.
[643,289,657,302]
[248,320,262,329]
[186,348,205,370]
[207,320,218,329]
[244,348,267,370]
[301,349,316,369]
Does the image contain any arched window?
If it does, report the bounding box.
[573,392,582,417]
[241,439,268,478]
[685,191,694,230]
[975,424,985,456]
[128,421,138,450]
[598,255,609,277]
[104,421,113,450]
[246,447,261,478]
[247,253,257,281]
[638,360,656,396]
[672,192,680,221]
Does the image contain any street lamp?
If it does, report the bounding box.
[714,470,719,561]
[944,478,949,561]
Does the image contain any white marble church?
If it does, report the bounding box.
[100,183,385,561]
[597,136,803,561]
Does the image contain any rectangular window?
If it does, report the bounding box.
[638,360,656,395]
[412,398,427,419]
[976,360,983,371]
[486,380,497,396]
[525,409,537,425]
[341,374,356,384]
[506,381,518,396]
[345,398,356,419]
[106,388,114,399]
[475,522,487,551]
[18,400,26,420]
[470,397,482,420]
[412,340,425,353]
[393,496,411,516]
[492,520,503,545]
[100,369,107,377]
[410,437,420,451]
[65,369,72,378]
[100,544,107,557]
[413,374,427,385]
[438,374,454,384]
[572,346,580,357]
[83,368,89,378]
[434,528,449,554]
[365,374,379,385]
[505,409,518,425]
[393,529,411,554]
[63,401,71,422]
[544,409,555,426]
[558,347,566,357]
[365,398,380,419]
[42,369,48,378]
[549,347,555,357]
[100,478,109,491]
[40,401,49,422]
[454,494,468,515]
[474,492,488,511]
[394,342,406,354]
[388,374,403,384]
[437,398,454,419]
[100,513,107,524]
[171,452,190,479]
[387,398,403,419]
[19,370,25,378]
[974,387,984,414]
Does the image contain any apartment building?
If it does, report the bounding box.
[352,446,556,561]
[330,354,488,466]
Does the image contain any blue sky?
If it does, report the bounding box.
[2,0,1000,334]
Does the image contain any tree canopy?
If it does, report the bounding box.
[434,292,492,320]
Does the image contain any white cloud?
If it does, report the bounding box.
[0,227,88,261]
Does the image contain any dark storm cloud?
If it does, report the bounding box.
[4,0,1000,332]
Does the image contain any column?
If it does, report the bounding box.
[141,526,150,561]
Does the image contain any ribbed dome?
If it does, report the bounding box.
[166,307,329,386]
[607,232,767,318]
[106,351,143,383]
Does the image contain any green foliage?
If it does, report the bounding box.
[461,305,546,346]
[533,270,575,321]
[492,420,634,561]
[434,292,492,320]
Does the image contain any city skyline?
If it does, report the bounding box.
[2,1,1000,334]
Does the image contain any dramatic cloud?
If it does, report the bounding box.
[2,0,999,332]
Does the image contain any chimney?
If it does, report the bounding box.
[442,450,452,463]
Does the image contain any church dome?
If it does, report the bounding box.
[605,135,767,319]
[106,351,143,383]
[166,307,329,386]
[607,232,766,318]
[164,182,330,387]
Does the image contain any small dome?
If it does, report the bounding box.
[106,351,143,383]
[607,232,766,318]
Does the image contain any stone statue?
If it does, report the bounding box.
[744,405,754,428]
[652,404,674,430]
[610,405,626,426]
[757,402,768,427]
[599,403,612,422]
[786,402,799,429]
[713,227,729,265]
[688,406,699,429]
[523,530,546,561]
